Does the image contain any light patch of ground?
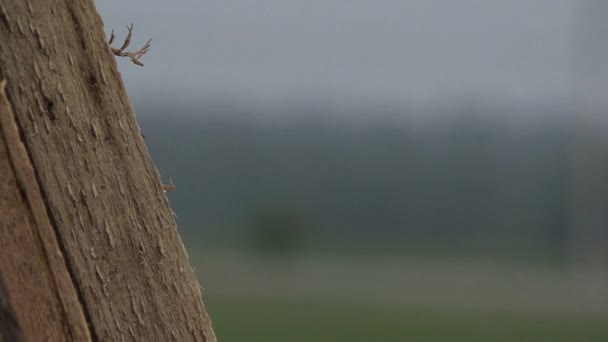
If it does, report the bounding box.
[192,252,608,314]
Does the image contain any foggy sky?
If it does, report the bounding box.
[96,0,575,109]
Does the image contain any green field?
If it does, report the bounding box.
[207,296,608,342]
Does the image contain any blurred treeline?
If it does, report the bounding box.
[139,99,572,259]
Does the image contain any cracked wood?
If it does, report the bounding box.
[0,1,215,341]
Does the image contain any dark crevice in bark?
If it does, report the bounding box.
[0,275,23,342]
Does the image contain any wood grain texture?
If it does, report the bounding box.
[0,1,215,341]
[1,80,91,341]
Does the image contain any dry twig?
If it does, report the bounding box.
[162,176,175,192]
[108,24,151,66]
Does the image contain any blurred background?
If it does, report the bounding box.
[98,1,608,340]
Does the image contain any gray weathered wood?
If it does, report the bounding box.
[1,78,91,342]
[0,1,215,340]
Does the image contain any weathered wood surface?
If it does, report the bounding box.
[1,81,90,341]
[0,1,215,341]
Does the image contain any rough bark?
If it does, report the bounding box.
[0,80,91,341]
[0,1,215,341]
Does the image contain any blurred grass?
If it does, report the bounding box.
[207,295,608,342]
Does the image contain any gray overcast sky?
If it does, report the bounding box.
[95,0,575,107]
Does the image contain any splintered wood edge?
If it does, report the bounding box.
[0,80,92,341]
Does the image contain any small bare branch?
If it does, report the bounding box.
[108,24,151,66]
[162,176,175,192]
[118,24,133,52]
[108,29,115,45]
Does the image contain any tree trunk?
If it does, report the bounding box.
[0,2,216,341]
